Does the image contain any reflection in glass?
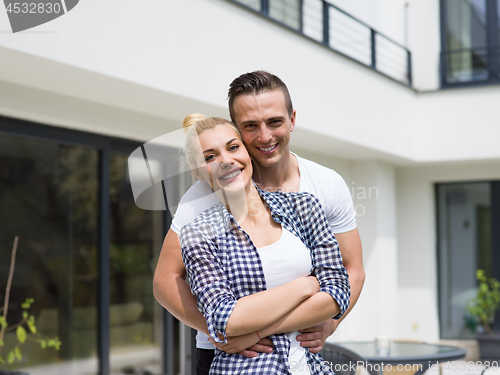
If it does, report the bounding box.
[444,0,488,82]
[269,0,300,30]
[437,182,492,339]
[109,153,163,375]
[498,0,500,78]
[0,135,99,374]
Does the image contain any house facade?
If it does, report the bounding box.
[0,0,499,374]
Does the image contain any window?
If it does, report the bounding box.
[437,181,500,339]
[0,117,181,375]
[0,135,100,373]
[440,0,500,86]
[108,152,164,375]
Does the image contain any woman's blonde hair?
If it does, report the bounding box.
[183,114,242,171]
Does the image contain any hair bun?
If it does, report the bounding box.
[183,114,207,134]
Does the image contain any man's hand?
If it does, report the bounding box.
[209,334,274,358]
[237,337,274,358]
[296,320,337,354]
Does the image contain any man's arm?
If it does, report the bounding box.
[210,290,343,354]
[152,229,208,335]
[297,228,364,353]
[334,228,365,320]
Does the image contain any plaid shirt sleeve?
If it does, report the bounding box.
[180,221,237,343]
[294,193,351,319]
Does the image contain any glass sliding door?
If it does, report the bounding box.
[108,152,163,375]
[437,182,493,339]
[0,119,177,375]
[0,134,99,374]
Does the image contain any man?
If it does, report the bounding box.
[153,71,365,375]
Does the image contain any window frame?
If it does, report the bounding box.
[0,115,174,375]
[440,0,500,88]
[435,179,500,339]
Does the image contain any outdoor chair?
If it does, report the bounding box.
[320,343,378,375]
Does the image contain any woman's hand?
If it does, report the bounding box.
[209,332,273,356]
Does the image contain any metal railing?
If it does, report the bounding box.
[440,45,500,86]
[228,0,413,86]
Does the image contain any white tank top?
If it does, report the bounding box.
[257,228,312,375]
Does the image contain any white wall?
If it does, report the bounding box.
[1,0,498,163]
[304,160,399,343]
[407,0,441,91]
[415,86,500,162]
[0,0,419,163]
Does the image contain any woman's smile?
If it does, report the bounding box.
[219,168,242,182]
[196,124,252,193]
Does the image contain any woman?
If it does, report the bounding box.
[180,115,350,375]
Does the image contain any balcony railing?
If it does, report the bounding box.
[227,0,413,86]
[440,45,500,87]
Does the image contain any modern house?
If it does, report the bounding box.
[0,0,499,374]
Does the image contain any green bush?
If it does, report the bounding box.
[467,269,500,335]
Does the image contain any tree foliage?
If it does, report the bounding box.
[0,298,61,366]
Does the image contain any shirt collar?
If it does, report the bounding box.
[255,186,287,222]
[211,183,287,231]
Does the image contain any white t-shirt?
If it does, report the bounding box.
[170,153,356,349]
[256,228,312,375]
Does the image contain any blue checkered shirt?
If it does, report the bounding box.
[180,189,350,375]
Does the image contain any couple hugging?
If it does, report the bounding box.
[153,71,365,375]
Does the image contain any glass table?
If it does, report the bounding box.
[336,342,467,375]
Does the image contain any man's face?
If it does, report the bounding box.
[232,90,296,169]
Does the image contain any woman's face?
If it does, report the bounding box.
[195,124,252,194]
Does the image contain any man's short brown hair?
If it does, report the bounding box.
[227,71,294,123]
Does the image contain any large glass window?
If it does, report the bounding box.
[498,0,500,38]
[441,0,500,85]
[0,122,169,375]
[108,153,163,375]
[437,181,500,339]
[0,135,99,374]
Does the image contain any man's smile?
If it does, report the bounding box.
[256,144,278,153]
